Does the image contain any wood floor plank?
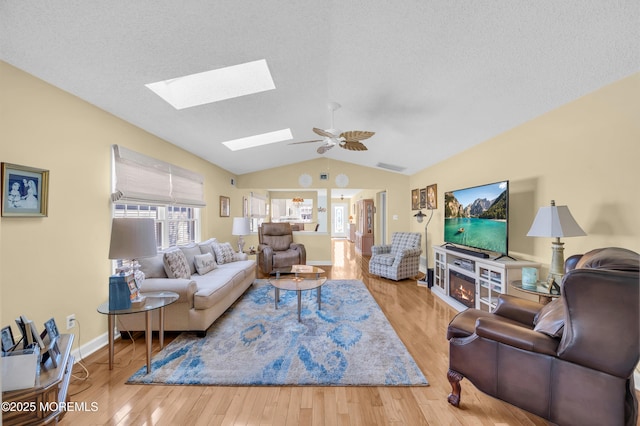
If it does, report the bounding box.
[59,239,638,425]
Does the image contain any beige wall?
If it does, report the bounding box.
[0,61,242,346]
[409,72,640,276]
[2,59,638,351]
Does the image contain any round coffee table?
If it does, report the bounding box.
[268,266,326,322]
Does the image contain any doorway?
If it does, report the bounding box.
[332,203,348,238]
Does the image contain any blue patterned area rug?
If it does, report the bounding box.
[127,279,428,386]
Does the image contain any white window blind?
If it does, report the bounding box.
[111,145,205,207]
[250,192,267,218]
[249,192,268,232]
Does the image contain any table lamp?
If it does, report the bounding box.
[232,217,251,253]
[108,218,157,309]
[527,200,586,286]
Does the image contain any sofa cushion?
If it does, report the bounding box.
[272,249,300,268]
[266,234,293,251]
[213,242,235,265]
[163,248,191,279]
[371,253,395,266]
[178,244,201,275]
[198,238,218,258]
[138,252,167,279]
[533,297,565,338]
[194,253,217,275]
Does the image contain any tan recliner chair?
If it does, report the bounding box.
[446,247,639,426]
[258,222,306,275]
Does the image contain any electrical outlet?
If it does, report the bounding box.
[66,314,76,330]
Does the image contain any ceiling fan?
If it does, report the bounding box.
[289,102,375,154]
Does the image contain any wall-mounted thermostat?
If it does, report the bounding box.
[319,173,329,180]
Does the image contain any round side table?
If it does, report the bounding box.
[97,291,178,374]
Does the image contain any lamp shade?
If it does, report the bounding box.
[108,218,158,260]
[527,200,586,238]
[231,217,250,236]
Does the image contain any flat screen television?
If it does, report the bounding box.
[444,180,509,255]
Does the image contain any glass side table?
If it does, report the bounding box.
[510,280,560,305]
[97,291,178,374]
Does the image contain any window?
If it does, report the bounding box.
[114,204,200,249]
[111,145,205,250]
[249,192,268,232]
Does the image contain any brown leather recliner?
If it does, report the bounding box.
[446,247,639,426]
[258,222,306,274]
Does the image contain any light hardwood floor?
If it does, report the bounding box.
[63,239,637,425]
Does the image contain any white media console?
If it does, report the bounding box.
[432,244,540,312]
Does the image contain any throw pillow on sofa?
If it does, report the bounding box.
[213,242,235,264]
[194,253,217,275]
[198,238,218,258]
[163,248,191,279]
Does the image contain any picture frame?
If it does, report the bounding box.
[44,318,60,341]
[411,189,419,210]
[426,184,438,209]
[419,188,426,209]
[1,162,49,217]
[220,196,230,217]
[1,326,15,352]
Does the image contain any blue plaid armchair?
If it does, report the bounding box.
[368,232,422,281]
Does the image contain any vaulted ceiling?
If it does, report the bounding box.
[2,1,638,175]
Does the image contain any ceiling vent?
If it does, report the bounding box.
[376,162,406,173]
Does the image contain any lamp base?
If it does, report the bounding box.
[237,236,245,254]
[548,238,565,285]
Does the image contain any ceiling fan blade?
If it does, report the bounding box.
[340,141,368,151]
[313,128,338,139]
[288,139,323,145]
[340,130,375,142]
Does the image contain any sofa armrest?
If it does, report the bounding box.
[372,245,391,256]
[397,247,422,258]
[492,294,544,326]
[138,278,198,308]
[258,245,274,274]
[475,317,558,356]
[290,243,306,264]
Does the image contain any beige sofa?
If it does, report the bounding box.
[117,238,256,336]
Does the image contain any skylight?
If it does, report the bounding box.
[145,59,275,109]
[222,129,293,151]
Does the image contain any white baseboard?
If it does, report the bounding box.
[69,331,114,364]
[307,260,332,266]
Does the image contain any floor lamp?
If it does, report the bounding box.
[415,208,434,287]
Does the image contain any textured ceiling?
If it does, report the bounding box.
[1,1,638,175]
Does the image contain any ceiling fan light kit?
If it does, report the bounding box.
[290,102,375,154]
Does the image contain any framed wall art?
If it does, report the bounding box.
[419,188,427,209]
[426,184,438,209]
[411,189,419,210]
[220,196,230,217]
[1,163,49,217]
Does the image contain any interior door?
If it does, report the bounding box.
[332,203,348,238]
